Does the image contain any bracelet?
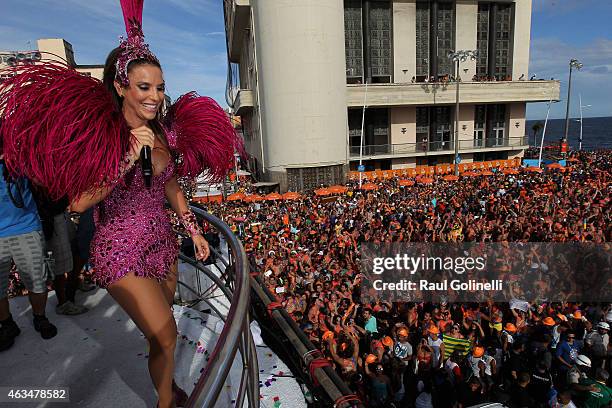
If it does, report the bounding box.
[180,210,202,236]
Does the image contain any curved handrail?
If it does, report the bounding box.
[180,206,257,408]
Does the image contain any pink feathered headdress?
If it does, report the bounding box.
[115,0,159,86]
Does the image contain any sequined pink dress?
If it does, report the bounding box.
[90,159,179,288]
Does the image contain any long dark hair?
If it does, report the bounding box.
[102,47,167,144]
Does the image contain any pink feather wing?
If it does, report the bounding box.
[0,62,130,200]
[164,92,245,182]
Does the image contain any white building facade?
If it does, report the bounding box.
[225,0,560,191]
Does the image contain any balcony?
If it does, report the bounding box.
[234,89,254,116]
[224,0,250,63]
[348,136,528,160]
[346,80,560,107]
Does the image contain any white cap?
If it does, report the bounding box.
[576,355,591,368]
[606,311,612,323]
[597,322,610,331]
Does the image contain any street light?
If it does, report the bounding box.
[448,50,478,176]
[562,59,583,150]
[578,93,591,151]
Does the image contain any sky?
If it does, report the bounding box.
[1,0,611,120]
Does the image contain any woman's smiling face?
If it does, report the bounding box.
[116,63,165,127]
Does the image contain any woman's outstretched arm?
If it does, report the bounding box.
[165,176,210,261]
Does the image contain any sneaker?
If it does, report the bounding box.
[33,316,58,339]
[0,321,21,352]
[56,301,89,316]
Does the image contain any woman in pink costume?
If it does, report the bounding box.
[0,1,242,407]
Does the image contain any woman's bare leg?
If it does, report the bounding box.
[107,273,177,408]
[161,262,178,307]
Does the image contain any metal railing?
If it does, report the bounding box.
[349,136,529,158]
[178,206,259,408]
[249,264,365,408]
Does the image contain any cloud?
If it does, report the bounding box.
[1,0,230,107]
[530,37,612,78]
[527,37,612,119]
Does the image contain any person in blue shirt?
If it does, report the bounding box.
[0,157,57,352]
[556,331,580,375]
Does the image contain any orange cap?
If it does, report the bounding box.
[398,328,409,337]
[504,323,517,333]
[557,313,568,322]
[382,336,394,347]
[542,317,556,326]
[573,311,582,319]
[322,331,334,342]
[365,354,377,364]
[473,346,485,358]
[428,325,440,335]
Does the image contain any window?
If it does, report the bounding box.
[476,4,489,77]
[474,105,486,147]
[366,108,389,154]
[416,2,430,78]
[348,109,364,155]
[416,107,429,151]
[344,0,363,82]
[344,0,392,83]
[348,108,389,155]
[494,3,513,80]
[436,3,455,78]
[433,106,452,151]
[369,0,392,82]
[488,104,506,146]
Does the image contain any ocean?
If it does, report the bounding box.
[526,116,612,151]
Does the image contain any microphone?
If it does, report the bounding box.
[140,146,153,188]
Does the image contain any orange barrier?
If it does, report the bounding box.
[227,192,246,201]
[347,159,521,180]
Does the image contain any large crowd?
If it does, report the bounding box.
[212,150,611,408]
[5,150,611,407]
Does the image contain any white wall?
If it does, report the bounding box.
[458,104,475,143]
[512,0,531,79]
[253,0,348,171]
[508,102,526,139]
[390,107,416,145]
[455,1,478,80]
[393,0,417,83]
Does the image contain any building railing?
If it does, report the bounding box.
[349,136,529,158]
[179,206,259,408]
